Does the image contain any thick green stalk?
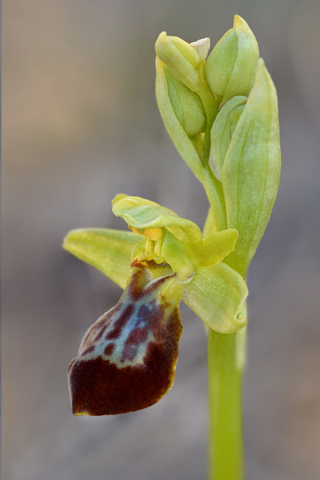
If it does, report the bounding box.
[208,320,246,480]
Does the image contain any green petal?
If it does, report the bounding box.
[183,263,248,334]
[190,228,239,267]
[63,228,140,289]
[112,194,202,242]
[222,59,281,277]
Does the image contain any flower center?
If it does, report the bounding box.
[130,227,164,262]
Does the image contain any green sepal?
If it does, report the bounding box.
[209,96,247,181]
[63,228,140,289]
[190,228,238,267]
[182,262,248,334]
[222,59,281,277]
[112,194,202,242]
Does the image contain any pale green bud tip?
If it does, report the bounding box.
[164,66,206,137]
[247,58,278,120]
[155,31,201,69]
[233,14,250,32]
[155,32,202,91]
[205,15,259,104]
[190,37,210,61]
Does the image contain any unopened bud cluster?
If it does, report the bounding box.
[155,15,280,278]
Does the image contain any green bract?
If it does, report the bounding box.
[222,59,281,277]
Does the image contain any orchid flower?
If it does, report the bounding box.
[64,15,280,480]
[65,194,247,415]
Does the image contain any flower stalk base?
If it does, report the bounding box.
[208,323,246,480]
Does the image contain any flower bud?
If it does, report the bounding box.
[209,96,247,181]
[155,31,201,91]
[164,66,206,137]
[205,15,259,105]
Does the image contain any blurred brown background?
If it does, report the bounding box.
[3,0,320,479]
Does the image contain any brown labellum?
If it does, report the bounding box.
[68,260,183,415]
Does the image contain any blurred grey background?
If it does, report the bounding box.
[3,0,320,479]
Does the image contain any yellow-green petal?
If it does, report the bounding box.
[63,228,140,289]
[190,228,238,267]
[183,262,248,334]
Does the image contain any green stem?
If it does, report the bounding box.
[208,322,246,480]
